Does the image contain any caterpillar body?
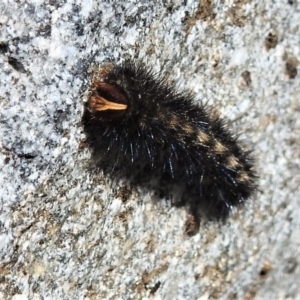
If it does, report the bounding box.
[82,61,256,227]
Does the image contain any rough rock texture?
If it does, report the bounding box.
[0,0,299,299]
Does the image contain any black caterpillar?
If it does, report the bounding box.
[82,61,256,230]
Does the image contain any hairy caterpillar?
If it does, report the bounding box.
[82,61,256,229]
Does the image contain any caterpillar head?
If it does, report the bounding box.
[86,62,159,126]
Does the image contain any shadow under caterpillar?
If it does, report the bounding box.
[82,61,257,233]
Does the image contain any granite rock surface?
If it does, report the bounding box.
[0,1,299,299]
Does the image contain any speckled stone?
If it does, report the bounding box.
[0,1,299,299]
